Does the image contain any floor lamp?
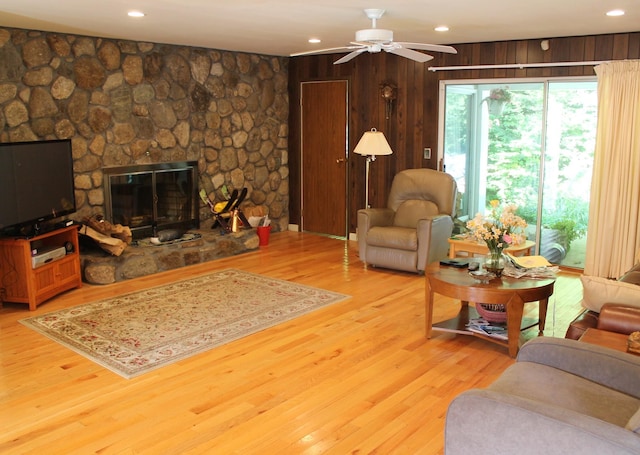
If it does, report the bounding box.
[354,128,393,208]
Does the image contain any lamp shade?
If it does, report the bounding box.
[353,128,393,156]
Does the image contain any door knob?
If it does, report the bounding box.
[336,158,346,163]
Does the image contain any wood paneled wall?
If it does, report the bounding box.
[288,32,640,234]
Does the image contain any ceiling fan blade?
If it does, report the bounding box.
[395,42,457,54]
[386,47,434,62]
[333,48,368,64]
[290,46,362,57]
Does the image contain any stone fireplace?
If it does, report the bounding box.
[84,160,260,285]
[103,161,199,239]
[0,27,289,236]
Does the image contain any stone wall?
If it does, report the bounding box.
[0,27,289,231]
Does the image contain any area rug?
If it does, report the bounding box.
[20,269,350,379]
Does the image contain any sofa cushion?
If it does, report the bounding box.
[580,275,640,313]
[366,226,417,251]
[393,200,439,228]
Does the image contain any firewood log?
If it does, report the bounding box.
[79,224,126,256]
[83,216,132,245]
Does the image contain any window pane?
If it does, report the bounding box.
[442,79,596,269]
[444,88,474,216]
[540,81,597,267]
[483,84,543,226]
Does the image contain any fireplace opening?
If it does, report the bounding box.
[103,161,199,239]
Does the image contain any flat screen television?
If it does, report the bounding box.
[0,139,77,237]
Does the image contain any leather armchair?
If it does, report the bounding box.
[566,262,640,340]
[445,337,640,455]
[357,168,457,273]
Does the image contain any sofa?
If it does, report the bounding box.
[445,337,640,455]
[566,262,640,340]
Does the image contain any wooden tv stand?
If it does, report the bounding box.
[0,225,82,310]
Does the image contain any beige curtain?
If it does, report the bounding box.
[584,60,640,278]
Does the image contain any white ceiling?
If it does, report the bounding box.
[0,1,638,58]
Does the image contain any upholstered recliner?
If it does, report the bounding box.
[445,337,640,455]
[566,262,640,340]
[357,168,457,273]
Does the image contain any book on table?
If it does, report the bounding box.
[507,254,552,269]
[466,318,508,340]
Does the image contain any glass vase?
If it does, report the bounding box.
[484,249,505,277]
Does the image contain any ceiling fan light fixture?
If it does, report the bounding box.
[606,9,625,17]
[290,9,457,64]
[355,28,393,43]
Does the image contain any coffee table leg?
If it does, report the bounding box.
[506,293,525,358]
[538,298,548,335]
[425,278,434,338]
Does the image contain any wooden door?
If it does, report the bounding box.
[301,80,348,237]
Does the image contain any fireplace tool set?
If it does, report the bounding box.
[199,188,250,233]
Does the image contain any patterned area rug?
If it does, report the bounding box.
[21,269,350,379]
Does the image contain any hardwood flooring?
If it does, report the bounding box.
[0,231,584,454]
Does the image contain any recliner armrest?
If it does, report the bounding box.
[357,208,396,265]
[598,303,640,335]
[416,215,454,268]
[517,337,640,398]
[357,208,394,230]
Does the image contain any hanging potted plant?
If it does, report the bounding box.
[484,88,512,116]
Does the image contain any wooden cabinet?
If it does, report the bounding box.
[0,225,82,310]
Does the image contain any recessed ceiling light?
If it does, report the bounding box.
[606,9,625,17]
[435,26,449,32]
[128,11,145,18]
[308,38,321,44]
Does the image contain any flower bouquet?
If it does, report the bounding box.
[466,200,527,277]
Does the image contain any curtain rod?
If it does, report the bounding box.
[428,61,606,72]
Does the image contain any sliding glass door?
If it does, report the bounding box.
[440,79,597,268]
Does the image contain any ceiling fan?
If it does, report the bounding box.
[290,9,457,64]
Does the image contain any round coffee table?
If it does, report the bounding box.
[425,265,556,357]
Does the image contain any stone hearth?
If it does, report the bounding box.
[80,229,259,285]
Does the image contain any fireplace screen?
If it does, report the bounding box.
[104,162,199,239]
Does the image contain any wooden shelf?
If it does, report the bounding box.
[433,303,540,348]
[0,225,82,310]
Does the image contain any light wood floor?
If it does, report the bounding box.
[0,231,584,454]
